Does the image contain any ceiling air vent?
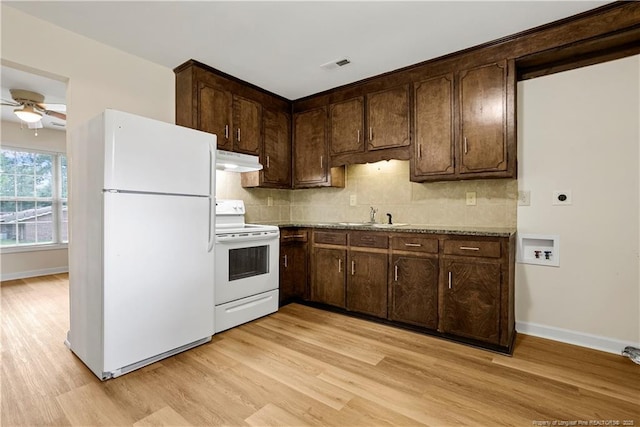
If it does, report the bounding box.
[320,58,351,71]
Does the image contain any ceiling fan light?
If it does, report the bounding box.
[14,105,42,123]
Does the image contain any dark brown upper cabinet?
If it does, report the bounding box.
[261,109,291,187]
[293,107,345,189]
[459,61,511,175]
[294,107,327,187]
[329,97,365,156]
[233,95,262,155]
[366,85,411,150]
[242,108,291,188]
[412,73,455,178]
[328,86,411,166]
[193,84,262,155]
[197,82,233,151]
[411,60,516,182]
[175,60,291,188]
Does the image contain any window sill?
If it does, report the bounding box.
[1,243,68,254]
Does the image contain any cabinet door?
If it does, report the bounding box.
[366,85,410,150]
[293,108,329,187]
[389,255,438,329]
[412,74,455,178]
[197,82,233,150]
[233,95,262,155]
[263,109,291,187]
[440,258,501,344]
[459,61,509,173]
[347,251,388,318]
[329,97,364,155]
[312,247,346,308]
[280,244,307,303]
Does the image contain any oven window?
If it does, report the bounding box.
[229,245,269,281]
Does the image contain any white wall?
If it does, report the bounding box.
[516,55,640,353]
[1,5,176,280]
[1,6,175,129]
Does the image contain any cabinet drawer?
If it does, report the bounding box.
[314,231,347,246]
[350,231,388,249]
[443,239,501,258]
[391,235,438,253]
[281,229,308,242]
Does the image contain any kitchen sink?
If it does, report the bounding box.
[372,223,409,228]
[335,222,409,228]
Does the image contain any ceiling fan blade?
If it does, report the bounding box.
[37,102,66,112]
[41,103,66,112]
[1,99,21,107]
[44,110,67,121]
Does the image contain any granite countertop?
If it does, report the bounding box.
[264,222,516,237]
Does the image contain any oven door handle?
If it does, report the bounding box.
[216,233,279,244]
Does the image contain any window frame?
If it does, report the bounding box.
[0,146,68,253]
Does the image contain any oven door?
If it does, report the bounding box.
[215,232,279,305]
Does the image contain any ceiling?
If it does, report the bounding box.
[4,1,609,102]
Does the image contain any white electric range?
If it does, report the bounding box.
[214,199,280,333]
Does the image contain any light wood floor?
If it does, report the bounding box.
[1,274,638,426]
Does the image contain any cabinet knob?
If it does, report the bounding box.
[448,271,452,289]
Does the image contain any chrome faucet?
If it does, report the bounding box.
[369,207,378,224]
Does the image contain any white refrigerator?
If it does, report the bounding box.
[67,109,217,380]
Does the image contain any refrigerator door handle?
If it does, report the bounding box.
[207,141,216,253]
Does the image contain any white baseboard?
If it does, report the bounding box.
[1,267,68,282]
[517,321,639,355]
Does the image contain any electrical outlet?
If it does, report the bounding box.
[350,194,357,206]
[466,191,476,206]
[267,196,273,207]
[518,190,531,206]
[552,190,572,205]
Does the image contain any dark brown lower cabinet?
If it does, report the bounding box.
[280,244,307,304]
[389,254,438,329]
[346,251,388,318]
[311,247,346,308]
[305,228,514,353]
[439,258,501,344]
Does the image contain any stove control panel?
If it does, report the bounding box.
[216,199,245,215]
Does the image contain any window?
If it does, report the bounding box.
[0,148,67,249]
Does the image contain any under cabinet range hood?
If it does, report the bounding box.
[215,149,263,173]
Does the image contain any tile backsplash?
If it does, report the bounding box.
[216,160,517,228]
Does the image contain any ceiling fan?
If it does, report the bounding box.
[1,89,67,123]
